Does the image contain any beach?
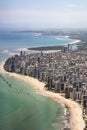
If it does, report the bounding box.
[64,35,81,45]
[0,61,85,130]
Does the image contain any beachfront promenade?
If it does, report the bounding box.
[4,48,87,130]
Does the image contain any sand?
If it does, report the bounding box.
[0,61,85,130]
[64,35,81,45]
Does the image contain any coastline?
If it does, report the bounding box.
[0,61,85,130]
[28,36,81,51]
[64,35,81,45]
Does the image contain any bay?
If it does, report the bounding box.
[0,31,68,130]
[0,31,74,51]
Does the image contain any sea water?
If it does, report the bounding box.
[0,71,64,130]
[0,30,73,130]
[0,30,75,51]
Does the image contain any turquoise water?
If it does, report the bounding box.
[0,31,74,51]
[0,70,63,130]
[0,30,69,130]
[0,52,64,130]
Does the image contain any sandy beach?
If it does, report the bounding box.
[0,61,85,130]
[64,35,81,45]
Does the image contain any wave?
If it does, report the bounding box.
[16,48,40,54]
[1,50,9,53]
[56,35,81,46]
[56,36,72,41]
[0,47,41,57]
[64,35,70,39]
[69,40,81,45]
[0,49,18,56]
[16,48,28,51]
[56,37,65,41]
[32,33,42,37]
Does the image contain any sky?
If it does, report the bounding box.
[0,0,87,30]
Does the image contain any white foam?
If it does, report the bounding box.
[1,49,17,56]
[33,33,42,36]
[69,40,81,45]
[9,52,17,56]
[56,37,65,41]
[64,35,70,39]
[17,48,28,51]
[1,50,9,53]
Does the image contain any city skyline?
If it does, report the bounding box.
[0,0,87,30]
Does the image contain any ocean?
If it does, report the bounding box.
[0,30,74,130]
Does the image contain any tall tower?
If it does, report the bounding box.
[68,44,70,52]
[38,57,40,64]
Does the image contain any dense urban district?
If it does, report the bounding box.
[4,44,87,130]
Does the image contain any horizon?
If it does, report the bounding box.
[1,0,87,30]
[1,28,87,32]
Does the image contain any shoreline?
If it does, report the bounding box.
[64,35,81,45]
[28,36,81,51]
[0,61,85,130]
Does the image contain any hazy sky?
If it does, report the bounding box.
[0,0,87,29]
